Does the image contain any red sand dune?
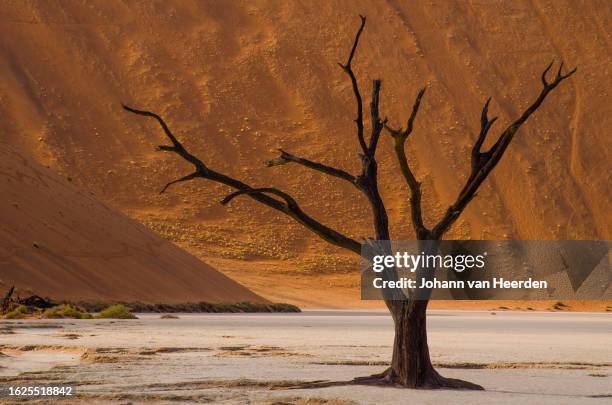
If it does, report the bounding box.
[0,145,265,304]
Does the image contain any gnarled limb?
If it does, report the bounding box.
[123,105,361,254]
[338,15,368,154]
[123,105,207,171]
[385,87,427,139]
[355,78,391,242]
[384,88,429,239]
[431,61,576,239]
[470,97,498,173]
[265,149,357,184]
[365,80,386,157]
[221,187,299,208]
[159,171,200,194]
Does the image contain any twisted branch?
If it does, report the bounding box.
[265,149,357,184]
[431,61,576,239]
[339,15,368,153]
[366,79,386,157]
[159,171,200,194]
[221,187,298,208]
[470,97,498,173]
[123,105,361,254]
[384,88,428,238]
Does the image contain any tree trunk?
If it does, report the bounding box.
[382,239,483,389]
[381,299,482,389]
[389,300,436,387]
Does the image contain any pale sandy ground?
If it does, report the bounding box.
[1,310,610,404]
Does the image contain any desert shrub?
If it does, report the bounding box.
[268,303,301,313]
[42,304,92,319]
[68,301,108,312]
[4,310,25,319]
[57,300,300,314]
[95,304,137,319]
[4,305,30,319]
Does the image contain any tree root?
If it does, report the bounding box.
[423,369,484,390]
[351,366,394,385]
[283,367,484,390]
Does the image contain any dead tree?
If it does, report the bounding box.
[123,16,575,389]
[1,286,15,314]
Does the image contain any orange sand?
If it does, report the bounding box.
[0,145,264,304]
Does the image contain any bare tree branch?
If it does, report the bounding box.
[431,61,577,239]
[386,87,427,139]
[384,88,428,238]
[470,97,499,173]
[221,187,298,207]
[123,105,361,254]
[122,105,207,171]
[339,15,368,153]
[265,149,357,184]
[366,80,386,157]
[159,171,200,194]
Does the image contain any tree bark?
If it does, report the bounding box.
[386,300,482,389]
[390,300,434,387]
[388,238,437,387]
[384,239,483,389]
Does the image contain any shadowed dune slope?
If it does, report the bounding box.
[0,145,265,304]
[0,1,610,304]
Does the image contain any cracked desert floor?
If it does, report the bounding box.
[1,310,610,404]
